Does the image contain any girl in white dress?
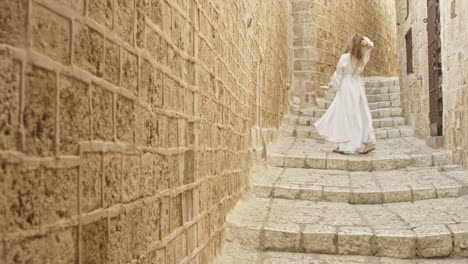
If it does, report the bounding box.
[314,34,376,154]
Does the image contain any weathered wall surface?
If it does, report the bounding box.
[396,0,468,166]
[0,0,289,263]
[440,0,468,165]
[395,0,432,139]
[291,0,399,104]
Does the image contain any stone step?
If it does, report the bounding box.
[216,245,468,264]
[283,114,406,128]
[364,77,400,88]
[287,107,404,123]
[290,108,405,122]
[267,137,454,171]
[366,85,401,95]
[367,92,401,104]
[316,98,402,111]
[250,166,468,204]
[225,194,468,259]
[281,125,415,140]
[322,87,400,101]
[374,126,415,139]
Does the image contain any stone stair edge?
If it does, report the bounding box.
[267,150,454,171]
[225,194,468,259]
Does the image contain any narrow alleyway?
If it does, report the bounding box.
[216,78,468,263]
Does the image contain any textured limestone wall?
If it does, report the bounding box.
[397,0,468,166]
[0,0,289,263]
[395,0,432,139]
[291,0,399,104]
[440,0,468,165]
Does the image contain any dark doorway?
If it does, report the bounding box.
[426,0,443,136]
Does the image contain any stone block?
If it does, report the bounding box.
[284,155,305,168]
[150,0,163,26]
[411,154,433,167]
[136,4,147,48]
[121,48,138,95]
[104,39,120,85]
[393,154,414,169]
[268,154,284,167]
[0,162,43,232]
[412,186,437,201]
[24,66,56,156]
[170,194,182,232]
[141,153,155,196]
[43,167,78,224]
[323,187,350,202]
[381,186,412,203]
[116,95,134,143]
[46,228,78,263]
[59,75,90,155]
[122,154,141,202]
[168,117,179,148]
[32,3,71,64]
[108,214,132,263]
[0,0,28,47]
[347,156,371,171]
[91,84,113,141]
[6,235,47,263]
[81,152,102,213]
[371,156,396,171]
[88,0,113,28]
[415,225,453,257]
[155,248,166,264]
[160,196,170,238]
[74,22,104,74]
[273,187,300,200]
[350,189,382,204]
[298,186,323,201]
[387,129,401,138]
[128,207,144,258]
[0,50,20,150]
[263,223,301,251]
[302,224,337,254]
[449,223,468,257]
[82,219,107,263]
[305,153,326,169]
[337,226,374,255]
[115,0,135,44]
[375,229,416,258]
[326,154,348,170]
[103,153,121,207]
[433,151,454,166]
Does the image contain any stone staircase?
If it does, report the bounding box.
[215,78,468,263]
[283,77,416,141]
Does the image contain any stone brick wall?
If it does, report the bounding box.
[0,0,289,263]
[440,0,468,165]
[395,0,432,139]
[291,0,399,104]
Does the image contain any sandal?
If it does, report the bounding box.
[359,144,376,154]
[333,148,346,155]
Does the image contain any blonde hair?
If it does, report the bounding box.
[348,34,365,75]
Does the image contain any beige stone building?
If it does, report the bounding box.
[0,0,289,262]
[396,0,468,166]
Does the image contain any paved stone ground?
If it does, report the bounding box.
[216,244,468,264]
[225,194,468,258]
[268,137,454,171]
[250,166,468,203]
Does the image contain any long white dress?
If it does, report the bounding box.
[314,37,376,153]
